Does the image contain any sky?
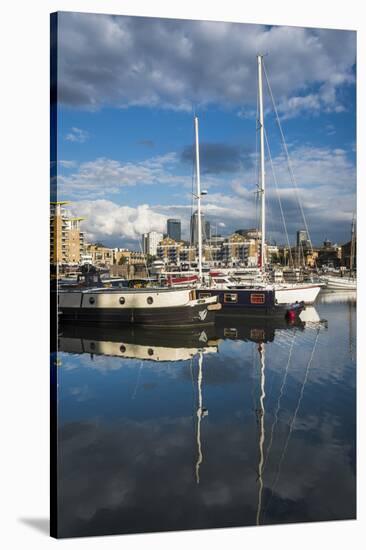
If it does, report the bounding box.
[53,12,356,249]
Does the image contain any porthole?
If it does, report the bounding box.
[120,344,126,353]
[147,296,153,305]
[90,342,96,351]
[89,296,95,304]
[148,348,154,356]
[119,296,125,305]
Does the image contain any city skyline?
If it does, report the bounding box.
[53,13,356,249]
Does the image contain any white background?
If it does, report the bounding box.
[0,0,364,548]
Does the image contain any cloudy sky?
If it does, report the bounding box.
[53,12,356,248]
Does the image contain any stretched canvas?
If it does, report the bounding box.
[50,11,356,539]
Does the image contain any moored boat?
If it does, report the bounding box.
[206,271,322,305]
[321,275,356,290]
[58,287,221,327]
[271,282,322,304]
[197,285,304,319]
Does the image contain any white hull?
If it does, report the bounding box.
[322,276,356,290]
[273,284,321,305]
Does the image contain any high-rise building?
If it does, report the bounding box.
[190,211,206,245]
[141,233,148,255]
[142,231,163,256]
[297,229,310,248]
[204,220,211,242]
[167,219,181,241]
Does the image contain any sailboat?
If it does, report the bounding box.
[236,55,322,305]
[192,116,304,320]
[321,217,356,290]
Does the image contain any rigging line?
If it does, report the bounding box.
[131,360,144,400]
[263,328,320,520]
[264,127,294,267]
[263,329,297,471]
[262,60,316,263]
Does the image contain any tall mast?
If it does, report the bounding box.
[257,55,266,270]
[350,214,356,275]
[194,116,203,281]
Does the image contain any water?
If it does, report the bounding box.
[53,292,356,538]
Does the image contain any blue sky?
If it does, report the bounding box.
[54,12,356,249]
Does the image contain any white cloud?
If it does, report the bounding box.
[64,144,355,246]
[65,127,90,143]
[71,200,167,243]
[157,144,356,244]
[57,13,356,117]
[58,153,191,198]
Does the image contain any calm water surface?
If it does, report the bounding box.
[54,292,356,537]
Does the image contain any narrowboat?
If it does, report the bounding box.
[197,285,304,319]
[58,287,221,327]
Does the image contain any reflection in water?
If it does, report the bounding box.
[317,290,356,304]
[256,343,266,526]
[195,352,207,484]
[262,327,321,523]
[54,297,356,538]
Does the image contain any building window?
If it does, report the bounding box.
[224,293,238,303]
[250,293,265,304]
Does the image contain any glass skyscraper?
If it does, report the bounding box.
[167,218,181,241]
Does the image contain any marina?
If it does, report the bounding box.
[49,13,357,540]
[53,293,355,537]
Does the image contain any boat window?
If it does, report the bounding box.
[148,348,154,356]
[224,293,238,303]
[224,328,238,338]
[199,292,211,298]
[119,297,125,305]
[250,293,265,304]
[120,345,126,353]
[89,296,95,304]
[147,296,153,304]
[251,329,265,340]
